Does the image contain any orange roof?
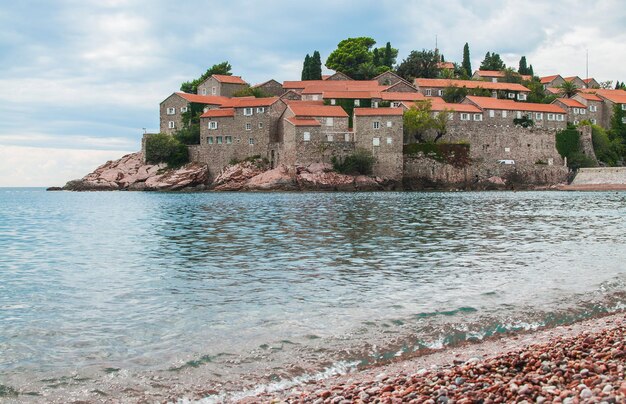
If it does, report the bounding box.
[323,91,380,99]
[554,98,586,108]
[540,75,561,84]
[574,92,602,102]
[437,62,455,70]
[213,74,247,84]
[285,117,321,127]
[284,80,381,91]
[321,75,331,80]
[589,89,626,104]
[414,78,529,92]
[380,92,425,101]
[220,97,280,108]
[466,96,566,113]
[431,102,481,113]
[582,78,597,84]
[200,108,235,118]
[283,99,325,106]
[475,70,505,78]
[172,92,229,105]
[545,87,561,95]
[353,107,403,116]
[564,76,582,83]
[288,104,349,117]
[252,79,280,88]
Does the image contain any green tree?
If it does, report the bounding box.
[403,100,434,143]
[311,51,322,80]
[396,49,441,81]
[609,103,626,144]
[432,109,450,143]
[383,41,396,69]
[144,133,189,167]
[180,62,232,94]
[442,85,468,103]
[479,52,505,71]
[558,80,578,98]
[372,48,381,67]
[301,54,311,80]
[591,124,621,166]
[325,37,376,79]
[518,56,529,75]
[529,64,534,77]
[461,43,472,77]
[232,86,270,98]
[503,67,522,84]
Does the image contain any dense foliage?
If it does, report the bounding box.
[557,81,578,98]
[323,98,372,127]
[180,62,232,94]
[461,43,472,78]
[556,125,596,169]
[442,85,491,103]
[513,116,535,128]
[232,86,269,98]
[325,37,397,80]
[591,124,622,166]
[331,149,375,175]
[517,56,534,76]
[302,51,322,80]
[145,133,189,167]
[479,52,506,71]
[396,49,441,81]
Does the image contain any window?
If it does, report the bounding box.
[312,95,319,101]
[209,121,218,129]
[249,138,255,145]
[354,99,360,107]
[473,113,483,121]
[557,114,564,121]
[326,117,333,126]
[168,121,175,129]
[166,107,176,115]
[327,134,334,142]
[622,117,626,124]
[226,136,232,144]
[580,108,586,115]
[344,133,350,142]
[373,121,380,129]
[448,112,454,120]
[460,113,470,121]
[180,106,188,113]
[425,89,432,96]
[622,104,626,111]
[438,90,443,96]
[391,102,400,108]
[508,93,515,99]
[243,108,253,116]
[502,110,507,118]
[505,147,511,152]
[258,122,263,129]
[535,113,543,120]
[517,93,527,101]
[245,123,252,131]
[373,101,378,108]
[211,87,216,95]
[216,136,223,144]
[573,108,579,114]
[589,105,597,112]
[202,88,207,95]
[207,137,213,144]
[256,107,265,113]
[303,132,310,142]
[591,119,597,124]
[516,111,522,119]
[547,113,555,121]
[386,137,393,144]
[386,121,392,127]
[489,110,495,118]
[330,99,336,105]
[373,137,380,146]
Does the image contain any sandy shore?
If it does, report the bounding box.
[557,184,626,191]
[246,312,626,403]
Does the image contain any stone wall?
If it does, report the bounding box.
[578,124,597,162]
[159,94,188,134]
[354,114,404,180]
[255,80,284,96]
[571,167,626,185]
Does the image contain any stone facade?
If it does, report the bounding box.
[253,79,284,97]
[374,71,410,87]
[572,94,605,127]
[282,122,354,168]
[197,76,248,97]
[160,94,189,135]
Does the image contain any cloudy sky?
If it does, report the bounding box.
[1,0,625,186]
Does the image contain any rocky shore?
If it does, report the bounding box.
[251,313,626,404]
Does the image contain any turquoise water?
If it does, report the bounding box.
[1,189,625,400]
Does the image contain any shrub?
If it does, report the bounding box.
[332,149,375,175]
[145,133,189,168]
[173,123,200,145]
[591,124,621,166]
[555,126,580,161]
[567,152,597,170]
[513,116,534,128]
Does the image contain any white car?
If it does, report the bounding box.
[497,159,515,165]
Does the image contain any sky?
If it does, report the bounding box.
[1,0,625,186]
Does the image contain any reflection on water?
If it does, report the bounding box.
[0,189,625,398]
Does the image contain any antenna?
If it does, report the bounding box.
[586,49,589,80]
[435,35,438,50]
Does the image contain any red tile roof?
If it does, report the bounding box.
[321,75,331,80]
[172,92,229,104]
[284,80,382,91]
[475,70,505,78]
[564,76,583,83]
[554,98,586,108]
[220,97,281,108]
[212,74,247,84]
[380,92,426,101]
[283,99,325,106]
[323,91,380,99]
[465,96,566,113]
[285,117,321,127]
[414,78,529,92]
[288,104,349,117]
[545,87,561,95]
[200,108,235,118]
[592,89,626,104]
[437,62,455,70]
[353,107,404,116]
[540,75,561,84]
[574,92,602,102]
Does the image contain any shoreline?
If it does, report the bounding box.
[243,312,626,403]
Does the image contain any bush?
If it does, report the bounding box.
[513,116,534,128]
[145,133,189,168]
[555,126,581,161]
[173,123,200,145]
[332,149,375,175]
[567,152,597,170]
[592,124,622,166]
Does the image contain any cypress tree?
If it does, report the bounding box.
[383,42,394,68]
[311,51,322,80]
[529,64,534,77]
[301,54,311,80]
[462,43,472,77]
[440,54,445,62]
[373,48,381,67]
[518,56,528,74]
[615,81,621,90]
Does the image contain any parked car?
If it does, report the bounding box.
[497,159,515,165]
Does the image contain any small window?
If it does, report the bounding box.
[245,123,252,131]
[502,110,507,118]
[330,99,336,105]
[386,137,393,144]
[573,108,579,114]
[473,113,483,121]
[211,87,216,95]
[489,110,495,118]
[557,114,564,121]
[547,113,555,121]
[425,89,432,96]
[447,112,454,120]
[535,113,543,120]
[249,138,255,145]
[373,121,380,129]
[344,133,350,142]
[622,117,626,124]
[373,101,378,108]
[386,121,392,127]
[166,107,176,115]
[591,119,597,124]
[202,88,207,95]
[460,113,470,121]
[243,108,253,116]
[505,147,511,152]
[258,122,263,128]
[589,105,597,112]
[622,104,626,111]
[168,121,175,128]
[216,136,223,144]
[256,107,265,113]
[326,117,333,126]
[207,136,213,144]
[303,132,310,142]
[354,99,360,107]
[372,137,380,146]
[580,108,586,115]
[225,136,232,144]
[391,102,400,108]
[209,121,218,129]
[516,111,522,119]
[327,134,333,142]
[312,95,319,101]
[438,89,443,96]
[508,93,515,99]
[517,93,527,101]
[180,106,188,113]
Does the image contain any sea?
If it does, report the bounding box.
[0,188,625,402]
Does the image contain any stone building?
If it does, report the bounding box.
[552,98,592,125]
[564,76,587,89]
[252,79,284,97]
[414,78,531,101]
[462,96,567,130]
[197,74,248,97]
[159,92,228,134]
[572,92,605,127]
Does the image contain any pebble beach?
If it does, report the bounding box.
[251,313,626,404]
